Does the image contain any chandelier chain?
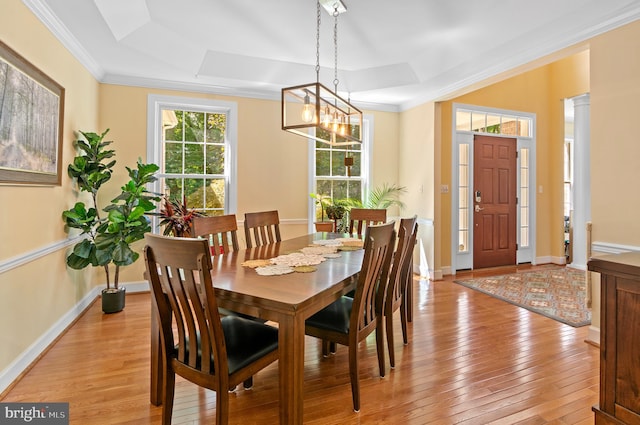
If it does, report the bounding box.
[333,5,339,91]
[315,0,321,81]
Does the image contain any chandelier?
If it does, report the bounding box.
[281,0,362,146]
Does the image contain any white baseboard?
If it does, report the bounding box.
[413,264,441,281]
[586,325,600,346]
[122,280,150,293]
[531,255,568,266]
[0,280,150,395]
[0,285,100,394]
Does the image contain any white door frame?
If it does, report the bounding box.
[450,103,537,273]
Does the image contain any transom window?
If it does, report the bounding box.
[456,108,531,137]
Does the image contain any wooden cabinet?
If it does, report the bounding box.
[588,252,640,425]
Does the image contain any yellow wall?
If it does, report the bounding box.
[591,22,640,244]
[434,50,590,272]
[398,102,437,271]
[589,20,640,330]
[0,0,100,370]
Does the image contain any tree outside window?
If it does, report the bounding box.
[313,128,365,221]
[162,109,227,216]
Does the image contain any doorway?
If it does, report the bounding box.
[473,135,517,268]
[452,104,536,273]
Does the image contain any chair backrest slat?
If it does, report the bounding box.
[379,216,418,315]
[348,208,387,236]
[244,210,281,248]
[192,214,240,256]
[349,221,396,337]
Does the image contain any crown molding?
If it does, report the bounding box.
[22,0,104,79]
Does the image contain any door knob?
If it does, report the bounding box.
[475,204,484,212]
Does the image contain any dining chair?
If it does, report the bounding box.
[143,234,279,425]
[192,214,240,256]
[380,216,418,369]
[192,214,266,322]
[305,221,396,412]
[244,210,281,248]
[348,208,387,236]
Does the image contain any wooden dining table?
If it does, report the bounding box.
[149,233,364,424]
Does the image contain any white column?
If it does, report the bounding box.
[570,94,591,270]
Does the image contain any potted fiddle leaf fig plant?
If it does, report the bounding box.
[62,129,160,313]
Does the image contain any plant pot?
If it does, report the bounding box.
[102,287,126,314]
[314,221,334,232]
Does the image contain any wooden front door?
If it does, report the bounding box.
[473,135,517,268]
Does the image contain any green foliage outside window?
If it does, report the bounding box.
[313,128,363,224]
[162,109,227,215]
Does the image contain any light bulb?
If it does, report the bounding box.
[301,94,315,123]
[322,106,331,127]
[332,111,340,132]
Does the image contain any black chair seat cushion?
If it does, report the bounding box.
[305,296,353,334]
[222,316,278,374]
[177,316,278,375]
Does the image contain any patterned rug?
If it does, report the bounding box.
[454,267,591,327]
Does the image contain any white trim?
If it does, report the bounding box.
[0,286,99,394]
[0,237,79,274]
[592,241,640,255]
[438,267,450,278]
[586,326,600,346]
[22,0,104,79]
[146,94,238,225]
[451,103,537,273]
[399,4,640,111]
[0,280,150,394]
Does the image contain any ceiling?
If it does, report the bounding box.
[24,0,640,111]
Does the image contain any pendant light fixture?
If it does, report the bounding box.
[281,0,362,146]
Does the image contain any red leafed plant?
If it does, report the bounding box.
[155,195,203,237]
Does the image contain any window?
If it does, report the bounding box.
[311,119,370,222]
[147,95,237,216]
[458,144,470,252]
[520,147,530,248]
[456,108,531,137]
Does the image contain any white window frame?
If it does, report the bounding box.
[146,94,238,230]
[307,115,373,232]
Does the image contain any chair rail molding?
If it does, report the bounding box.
[0,237,79,275]
[592,241,640,255]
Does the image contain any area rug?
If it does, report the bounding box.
[454,267,591,327]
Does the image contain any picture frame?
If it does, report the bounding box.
[0,40,65,185]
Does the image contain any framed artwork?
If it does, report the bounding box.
[0,40,65,185]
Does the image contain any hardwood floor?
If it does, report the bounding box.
[1,267,599,424]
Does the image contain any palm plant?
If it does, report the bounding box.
[313,184,406,233]
[342,183,407,210]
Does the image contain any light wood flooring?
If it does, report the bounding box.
[1,266,600,424]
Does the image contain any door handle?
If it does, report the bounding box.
[475,204,484,212]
